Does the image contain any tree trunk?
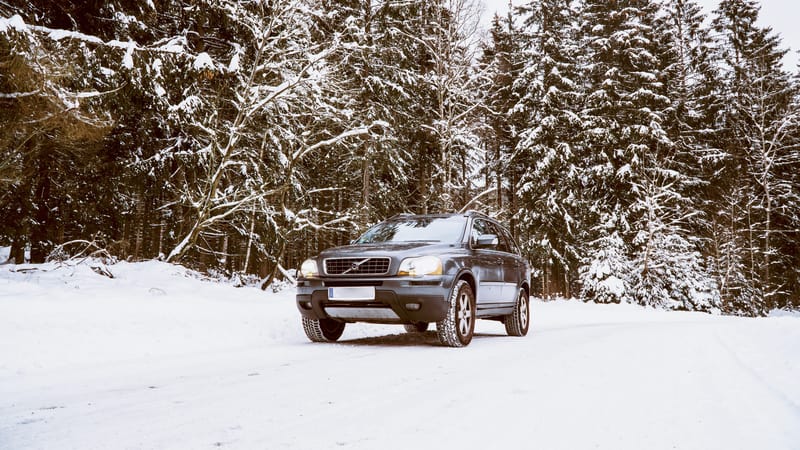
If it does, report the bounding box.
[261,243,286,290]
[243,207,257,273]
[134,191,145,260]
[29,154,52,263]
[9,237,25,264]
[362,146,371,223]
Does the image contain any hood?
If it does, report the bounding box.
[317,241,458,260]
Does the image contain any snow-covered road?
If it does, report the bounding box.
[2,261,799,449]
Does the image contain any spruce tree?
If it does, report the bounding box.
[0,12,112,263]
[577,0,672,304]
[514,0,583,297]
[477,11,526,228]
[625,0,721,311]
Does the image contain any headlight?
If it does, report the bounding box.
[398,256,442,277]
[300,259,319,278]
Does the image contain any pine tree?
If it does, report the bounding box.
[577,0,673,304]
[417,0,485,213]
[0,13,112,263]
[579,219,633,304]
[624,0,720,311]
[514,0,583,297]
[476,10,527,232]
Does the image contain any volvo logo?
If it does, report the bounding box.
[342,258,369,275]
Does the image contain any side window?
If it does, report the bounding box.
[499,227,520,255]
[469,219,489,247]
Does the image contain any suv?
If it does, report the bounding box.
[295,212,531,347]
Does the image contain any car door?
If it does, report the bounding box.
[468,218,505,305]
[494,223,524,304]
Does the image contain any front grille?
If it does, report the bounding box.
[324,257,390,276]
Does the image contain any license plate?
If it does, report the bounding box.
[328,286,375,301]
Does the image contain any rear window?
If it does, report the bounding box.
[355,216,467,244]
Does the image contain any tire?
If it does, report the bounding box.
[403,322,429,333]
[505,288,530,337]
[302,317,346,342]
[436,280,475,347]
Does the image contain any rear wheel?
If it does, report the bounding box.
[504,288,530,336]
[403,322,429,333]
[302,317,346,342]
[437,280,475,347]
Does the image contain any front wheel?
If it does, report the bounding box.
[504,288,530,337]
[302,317,346,342]
[437,280,475,347]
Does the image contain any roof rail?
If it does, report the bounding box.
[458,187,497,213]
[462,209,489,217]
[389,212,416,219]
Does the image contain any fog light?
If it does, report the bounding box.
[301,301,312,310]
[405,303,421,311]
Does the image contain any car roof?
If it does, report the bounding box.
[388,211,491,220]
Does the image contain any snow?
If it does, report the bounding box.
[0,14,27,33]
[122,42,135,69]
[228,52,241,72]
[598,274,626,298]
[170,95,203,114]
[0,90,39,99]
[770,308,800,318]
[40,27,104,45]
[1,260,799,449]
[193,52,214,71]
[154,83,166,98]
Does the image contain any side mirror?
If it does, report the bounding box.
[475,234,499,249]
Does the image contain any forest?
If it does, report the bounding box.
[1,0,798,315]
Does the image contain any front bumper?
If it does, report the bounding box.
[296,276,453,324]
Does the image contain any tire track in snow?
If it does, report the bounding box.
[713,329,800,414]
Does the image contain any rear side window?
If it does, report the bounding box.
[497,226,520,255]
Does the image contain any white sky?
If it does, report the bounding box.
[480,0,800,71]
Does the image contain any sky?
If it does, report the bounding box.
[480,0,800,71]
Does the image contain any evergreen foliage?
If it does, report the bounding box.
[513,0,583,297]
[0,0,797,313]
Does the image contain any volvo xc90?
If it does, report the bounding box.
[295,211,531,347]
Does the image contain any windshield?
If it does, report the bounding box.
[354,216,467,244]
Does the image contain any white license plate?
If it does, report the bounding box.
[328,286,375,301]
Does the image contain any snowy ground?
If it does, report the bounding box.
[1,259,799,450]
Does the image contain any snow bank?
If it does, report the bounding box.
[0,260,285,376]
[0,259,391,377]
[769,308,800,318]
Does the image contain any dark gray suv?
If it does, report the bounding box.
[295,211,531,347]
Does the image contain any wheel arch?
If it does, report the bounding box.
[455,269,477,299]
[520,281,530,298]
